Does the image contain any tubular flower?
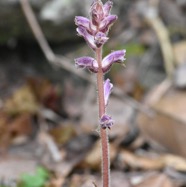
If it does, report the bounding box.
[102,49,126,73]
[104,78,113,106]
[100,79,114,129]
[74,56,98,73]
[76,26,97,50]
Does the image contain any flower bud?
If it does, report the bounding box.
[100,114,114,129]
[91,0,104,26]
[94,32,109,47]
[103,1,113,17]
[75,16,90,30]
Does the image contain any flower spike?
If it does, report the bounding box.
[74,0,126,185]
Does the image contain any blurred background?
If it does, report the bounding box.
[0,0,186,186]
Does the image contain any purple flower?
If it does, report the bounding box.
[75,16,90,30]
[77,26,96,50]
[104,78,113,106]
[74,56,98,73]
[99,15,118,33]
[103,0,113,17]
[94,32,109,47]
[74,50,126,73]
[91,0,104,26]
[75,0,118,50]
[100,114,114,129]
[102,50,126,73]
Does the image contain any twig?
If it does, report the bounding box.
[19,0,92,83]
[144,0,175,77]
[37,111,62,162]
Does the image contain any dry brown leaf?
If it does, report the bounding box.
[134,174,175,187]
[71,172,131,187]
[0,113,33,150]
[119,149,186,172]
[138,111,186,157]
[46,175,65,187]
[80,140,117,170]
[0,112,11,151]
[4,85,38,115]
[27,77,61,112]
[69,174,100,187]
[163,154,186,172]
[119,150,164,170]
[138,81,186,157]
[49,125,76,145]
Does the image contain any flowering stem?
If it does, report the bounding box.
[96,47,110,187]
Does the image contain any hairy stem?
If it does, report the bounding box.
[96,47,110,187]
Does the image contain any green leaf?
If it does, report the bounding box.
[19,167,49,187]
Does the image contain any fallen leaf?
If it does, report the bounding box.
[0,113,33,150]
[137,80,186,157]
[4,85,38,115]
[118,149,186,172]
[49,124,76,145]
[134,174,175,187]
[27,77,61,112]
[71,171,131,187]
[163,154,186,172]
[46,173,65,187]
[118,150,164,170]
[80,140,117,170]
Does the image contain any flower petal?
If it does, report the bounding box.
[75,16,90,29]
[99,15,118,33]
[75,56,95,68]
[100,114,114,129]
[102,49,126,73]
[103,0,113,17]
[74,56,98,73]
[104,78,113,106]
[91,0,104,26]
[94,32,109,47]
[77,26,96,50]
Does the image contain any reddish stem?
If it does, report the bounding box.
[96,47,110,187]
